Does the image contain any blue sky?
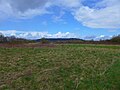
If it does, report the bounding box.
[0,0,120,40]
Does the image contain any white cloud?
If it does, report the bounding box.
[42,21,48,26]
[0,30,114,40]
[0,0,51,19]
[73,0,120,28]
[95,35,113,40]
[53,32,76,38]
[53,0,81,8]
[53,0,120,29]
[52,11,65,22]
[0,30,17,36]
[83,35,112,41]
[108,30,117,32]
[0,0,120,29]
[0,30,77,39]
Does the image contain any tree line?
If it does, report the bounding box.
[0,32,120,44]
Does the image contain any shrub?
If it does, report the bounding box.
[40,38,49,44]
[110,35,120,43]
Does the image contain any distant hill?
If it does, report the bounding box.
[36,38,84,42]
[0,33,120,45]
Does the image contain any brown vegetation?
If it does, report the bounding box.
[0,43,56,48]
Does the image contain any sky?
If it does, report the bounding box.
[0,0,120,40]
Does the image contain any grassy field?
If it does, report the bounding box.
[0,44,120,90]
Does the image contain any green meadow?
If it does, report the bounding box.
[0,44,120,90]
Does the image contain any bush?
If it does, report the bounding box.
[110,35,120,43]
[40,38,49,44]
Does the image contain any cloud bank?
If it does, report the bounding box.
[83,35,112,41]
[0,30,77,39]
[0,30,112,40]
[0,0,120,28]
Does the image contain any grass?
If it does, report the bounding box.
[0,44,120,90]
